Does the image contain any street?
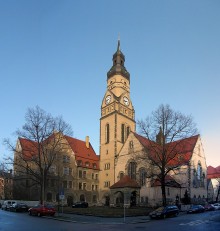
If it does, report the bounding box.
[0,209,219,231]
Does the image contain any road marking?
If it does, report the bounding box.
[180,220,209,226]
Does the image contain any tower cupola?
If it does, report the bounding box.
[107,39,130,81]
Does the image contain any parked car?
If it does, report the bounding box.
[149,205,179,219]
[28,204,56,216]
[212,203,220,210]
[1,201,16,211]
[187,205,205,214]
[204,204,215,211]
[9,202,29,212]
[72,201,88,208]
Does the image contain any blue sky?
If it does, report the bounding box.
[0,0,220,167]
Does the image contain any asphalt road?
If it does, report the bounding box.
[0,209,220,231]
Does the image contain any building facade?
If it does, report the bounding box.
[13,134,99,205]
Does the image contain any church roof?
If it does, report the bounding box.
[110,175,140,189]
[207,165,220,179]
[133,132,199,166]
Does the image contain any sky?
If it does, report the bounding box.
[0,0,219,167]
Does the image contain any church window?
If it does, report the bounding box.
[104,163,110,170]
[126,126,130,139]
[139,168,146,186]
[105,124,110,143]
[121,124,125,143]
[128,161,136,180]
[197,162,202,180]
[129,141,134,149]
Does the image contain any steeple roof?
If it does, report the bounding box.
[107,39,130,81]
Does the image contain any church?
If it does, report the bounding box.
[12,41,209,207]
[98,40,208,207]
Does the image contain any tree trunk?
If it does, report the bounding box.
[161,180,167,206]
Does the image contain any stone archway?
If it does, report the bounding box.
[110,175,140,207]
[115,191,124,207]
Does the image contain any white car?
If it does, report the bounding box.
[212,203,220,210]
[1,200,16,211]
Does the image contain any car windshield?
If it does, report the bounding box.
[155,207,164,212]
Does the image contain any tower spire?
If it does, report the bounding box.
[107,39,130,81]
[117,35,120,51]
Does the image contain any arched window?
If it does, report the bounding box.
[126,126,130,139]
[128,161,136,180]
[105,124,110,143]
[121,124,125,143]
[119,171,124,180]
[197,162,202,180]
[139,168,146,186]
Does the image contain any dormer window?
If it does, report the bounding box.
[85,162,90,167]
[93,163,97,169]
[77,160,82,166]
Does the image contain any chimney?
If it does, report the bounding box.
[85,136,89,149]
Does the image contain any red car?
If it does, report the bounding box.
[28,204,56,217]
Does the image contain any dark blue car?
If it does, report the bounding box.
[187,205,205,214]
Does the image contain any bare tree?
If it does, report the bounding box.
[137,104,198,206]
[4,106,72,203]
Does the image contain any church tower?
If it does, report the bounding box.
[99,40,136,204]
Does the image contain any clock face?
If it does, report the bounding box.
[123,96,129,106]
[105,95,111,104]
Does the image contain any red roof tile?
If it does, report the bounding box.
[133,133,199,166]
[64,135,99,169]
[110,175,140,189]
[207,165,220,179]
[18,135,99,170]
[19,138,38,160]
